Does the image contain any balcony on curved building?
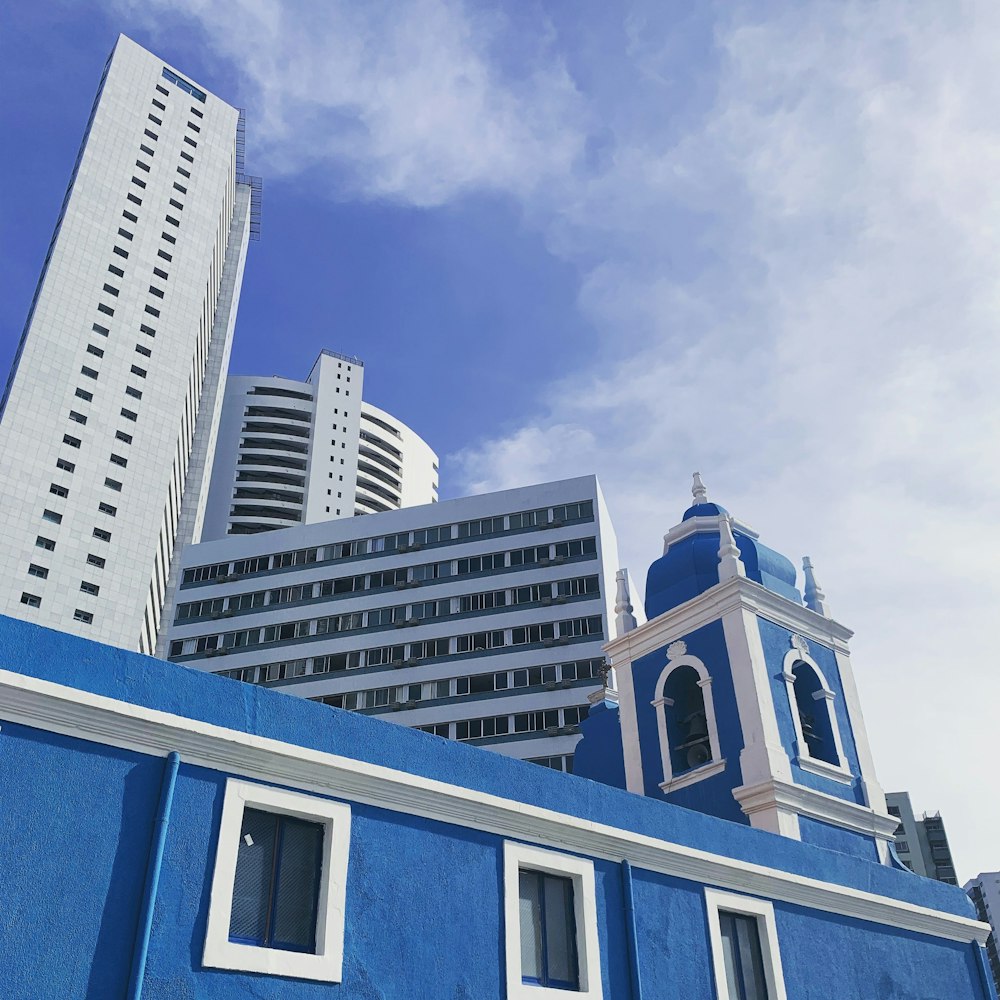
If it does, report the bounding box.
[241,420,311,439]
[232,486,305,505]
[358,445,402,475]
[355,492,393,514]
[237,453,308,472]
[239,437,310,454]
[244,404,312,423]
[357,460,401,492]
[235,469,306,489]
[356,475,401,507]
[359,430,402,461]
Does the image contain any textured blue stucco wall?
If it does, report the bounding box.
[0,722,159,999]
[0,613,990,1000]
[798,815,881,863]
[572,697,627,788]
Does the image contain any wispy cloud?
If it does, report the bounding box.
[110,0,1000,876]
[113,0,588,205]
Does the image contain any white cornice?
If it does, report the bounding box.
[733,779,901,841]
[604,577,854,667]
[0,668,987,947]
[662,513,760,555]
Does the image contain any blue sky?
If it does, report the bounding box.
[3,1,999,879]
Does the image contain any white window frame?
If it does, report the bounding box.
[203,779,351,982]
[503,841,603,1000]
[781,649,852,783]
[705,888,787,1000]
[651,650,725,793]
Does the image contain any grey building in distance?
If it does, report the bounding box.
[886,791,958,884]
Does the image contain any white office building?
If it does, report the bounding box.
[165,476,629,769]
[0,35,257,653]
[200,349,438,540]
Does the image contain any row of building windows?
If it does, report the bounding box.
[307,657,606,714]
[218,650,604,691]
[169,613,604,661]
[417,704,591,743]
[181,500,596,584]
[176,566,599,623]
[181,536,597,600]
[19,589,94,624]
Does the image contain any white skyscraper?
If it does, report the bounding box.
[0,35,257,653]
[200,349,439,539]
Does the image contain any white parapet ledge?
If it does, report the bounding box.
[604,575,854,667]
[0,667,988,947]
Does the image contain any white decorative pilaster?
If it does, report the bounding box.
[802,556,829,617]
[718,515,747,582]
[722,606,798,837]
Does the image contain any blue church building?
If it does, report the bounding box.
[0,477,995,1000]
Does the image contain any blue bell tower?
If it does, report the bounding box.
[578,474,898,864]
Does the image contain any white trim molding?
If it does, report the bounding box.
[651,651,725,794]
[705,888,788,1000]
[605,574,854,669]
[780,648,852,780]
[733,778,901,844]
[0,668,988,947]
[503,841,603,1000]
[203,779,352,982]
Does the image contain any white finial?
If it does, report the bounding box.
[802,557,829,617]
[614,568,638,635]
[692,471,709,505]
[718,514,746,581]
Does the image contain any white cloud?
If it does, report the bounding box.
[111,0,588,205]
[111,0,1000,877]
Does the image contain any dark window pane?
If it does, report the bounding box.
[720,911,770,1000]
[229,808,277,945]
[543,874,577,987]
[271,816,323,951]
[519,871,543,983]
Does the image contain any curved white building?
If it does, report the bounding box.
[202,350,438,539]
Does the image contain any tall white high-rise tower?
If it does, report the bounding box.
[200,350,439,541]
[0,35,259,653]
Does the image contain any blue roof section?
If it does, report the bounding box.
[0,614,973,920]
[682,501,730,520]
[646,502,802,618]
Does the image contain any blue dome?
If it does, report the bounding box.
[645,511,801,620]
[682,501,729,520]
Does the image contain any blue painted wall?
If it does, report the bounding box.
[623,619,748,825]
[0,615,990,1000]
[757,617,867,806]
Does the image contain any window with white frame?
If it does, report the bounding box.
[503,842,603,999]
[651,648,724,794]
[780,648,849,778]
[705,889,787,1000]
[203,780,351,982]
